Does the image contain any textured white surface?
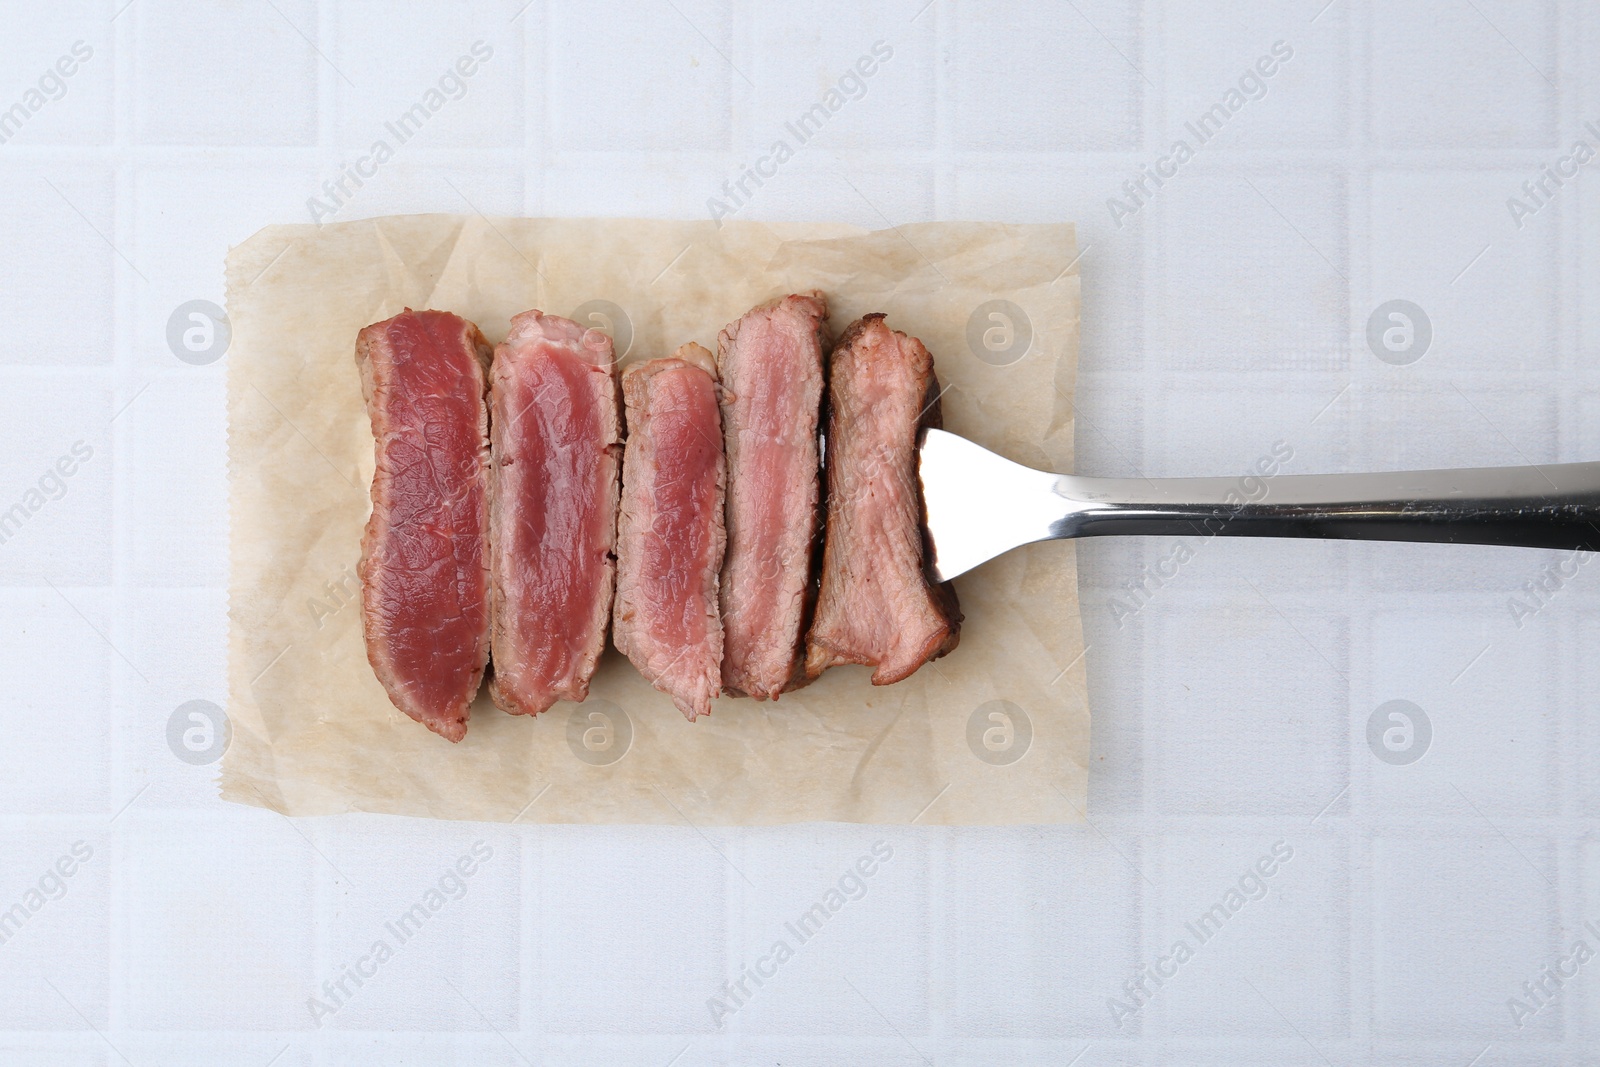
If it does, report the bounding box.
[0,0,1594,1062]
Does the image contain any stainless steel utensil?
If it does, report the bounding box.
[919,428,1600,583]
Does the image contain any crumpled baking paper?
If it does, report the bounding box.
[223,215,1086,824]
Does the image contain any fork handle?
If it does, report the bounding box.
[1057,463,1600,551]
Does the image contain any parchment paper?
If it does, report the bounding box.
[223,216,1087,824]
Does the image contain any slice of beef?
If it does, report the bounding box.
[488,310,621,716]
[716,292,828,700]
[805,314,961,685]
[356,309,493,742]
[613,343,726,720]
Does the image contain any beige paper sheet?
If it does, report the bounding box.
[223,215,1087,825]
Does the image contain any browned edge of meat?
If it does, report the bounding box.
[487,310,622,718]
[356,309,493,743]
[613,342,727,720]
[804,313,962,685]
[715,292,829,700]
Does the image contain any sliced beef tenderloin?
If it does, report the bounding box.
[488,310,621,716]
[805,313,961,685]
[715,292,828,700]
[356,309,493,742]
[613,343,726,720]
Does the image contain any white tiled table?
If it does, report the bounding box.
[1,1,1594,1062]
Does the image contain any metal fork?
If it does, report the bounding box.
[919,428,1600,583]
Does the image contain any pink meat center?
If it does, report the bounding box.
[499,347,609,689]
[372,311,486,716]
